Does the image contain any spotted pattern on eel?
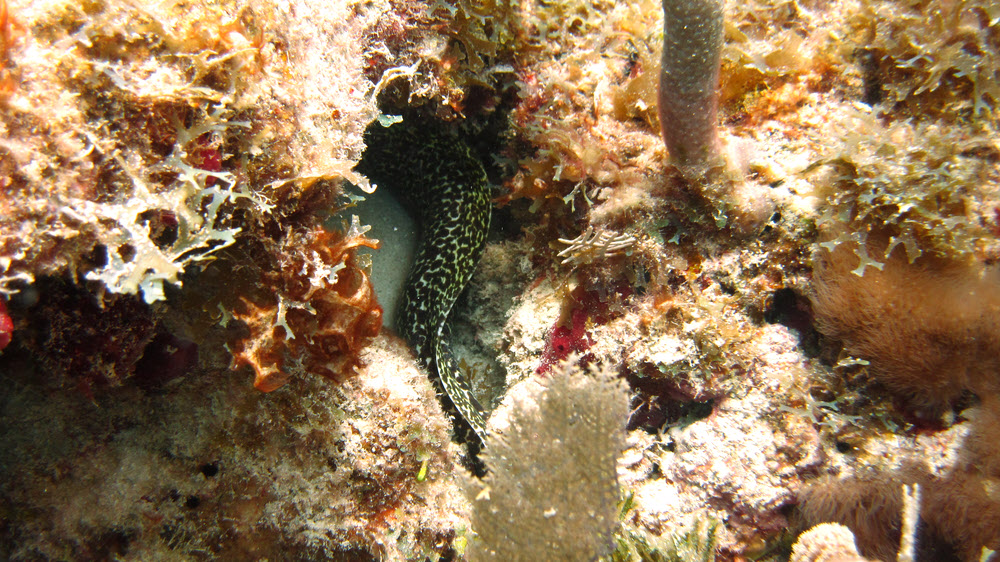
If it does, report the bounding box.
[356,118,491,457]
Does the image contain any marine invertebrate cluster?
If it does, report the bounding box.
[840,0,1000,118]
[556,226,637,266]
[232,218,382,392]
[0,0,380,300]
[807,107,996,269]
[798,465,1000,562]
[502,0,667,215]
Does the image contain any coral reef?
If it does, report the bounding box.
[2,0,1000,559]
[839,0,1000,119]
[0,0,380,301]
[0,335,469,560]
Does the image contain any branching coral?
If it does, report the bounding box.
[232,217,382,392]
[70,114,262,303]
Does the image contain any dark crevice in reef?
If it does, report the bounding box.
[625,371,715,434]
[855,48,885,106]
[764,287,821,357]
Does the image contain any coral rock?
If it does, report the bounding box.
[791,523,874,562]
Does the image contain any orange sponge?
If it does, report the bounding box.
[232,221,382,392]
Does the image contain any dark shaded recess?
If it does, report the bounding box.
[759,210,783,236]
[917,523,962,562]
[368,73,520,200]
[133,331,199,391]
[184,495,201,509]
[467,81,521,178]
[894,389,978,431]
[137,208,180,247]
[72,528,137,560]
[764,288,820,357]
[856,48,885,106]
[489,203,522,241]
[625,371,715,433]
[356,86,519,478]
[199,462,220,477]
[20,277,157,390]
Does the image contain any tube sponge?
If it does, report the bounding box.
[659,0,725,177]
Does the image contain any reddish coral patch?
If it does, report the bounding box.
[0,298,12,351]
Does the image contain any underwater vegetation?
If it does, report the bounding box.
[0,0,999,560]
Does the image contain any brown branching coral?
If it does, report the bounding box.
[232,217,383,392]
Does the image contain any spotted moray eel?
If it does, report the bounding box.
[356,118,491,456]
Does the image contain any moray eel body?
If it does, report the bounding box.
[356,118,491,459]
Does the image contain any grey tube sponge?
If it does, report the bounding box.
[659,0,725,176]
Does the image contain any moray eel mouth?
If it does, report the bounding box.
[355,116,492,469]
